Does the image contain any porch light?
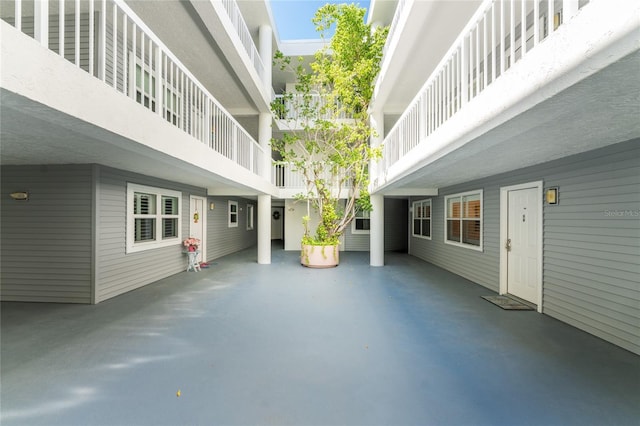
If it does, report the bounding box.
[546,187,558,205]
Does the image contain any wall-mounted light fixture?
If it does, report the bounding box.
[546,187,559,205]
[10,191,29,201]
[209,203,215,210]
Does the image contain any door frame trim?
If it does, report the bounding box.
[499,181,543,313]
[190,195,207,262]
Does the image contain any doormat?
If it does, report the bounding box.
[481,295,534,310]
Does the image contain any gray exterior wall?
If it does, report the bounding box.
[94,166,206,303]
[1,165,93,303]
[409,138,640,354]
[205,197,257,260]
[0,164,260,305]
[94,166,258,303]
[343,198,409,252]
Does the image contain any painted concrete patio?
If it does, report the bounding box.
[1,246,639,425]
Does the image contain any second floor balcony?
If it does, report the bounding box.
[372,0,639,192]
[272,93,355,131]
[1,0,272,193]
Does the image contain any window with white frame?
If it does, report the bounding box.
[127,183,181,253]
[445,190,483,250]
[228,200,238,227]
[246,204,255,230]
[351,206,370,234]
[412,199,432,239]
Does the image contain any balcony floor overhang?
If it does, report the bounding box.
[0,21,275,196]
[374,48,640,193]
[0,89,275,196]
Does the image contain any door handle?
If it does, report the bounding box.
[505,238,512,252]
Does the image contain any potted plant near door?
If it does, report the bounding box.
[271,4,388,267]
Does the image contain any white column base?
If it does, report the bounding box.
[370,194,384,267]
[258,194,271,264]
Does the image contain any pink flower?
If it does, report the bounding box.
[183,237,201,247]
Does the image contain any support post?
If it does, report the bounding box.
[259,112,272,180]
[258,195,272,264]
[370,194,384,267]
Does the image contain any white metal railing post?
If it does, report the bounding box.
[461,35,469,106]
[534,0,540,46]
[563,0,579,22]
[155,46,163,117]
[521,0,527,57]
[15,0,22,32]
[34,0,49,47]
[501,0,506,74]
[233,126,238,163]
[89,0,94,75]
[491,2,496,83]
[112,3,118,88]
[483,12,488,90]
[510,0,515,67]
[130,23,137,99]
[59,0,65,57]
[101,0,107,81]
[475,22,480,96]
[75,0,80,67]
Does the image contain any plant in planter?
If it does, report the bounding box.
[271,4,388,267]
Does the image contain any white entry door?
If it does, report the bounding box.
[506,187,540,304]
[190,196,206,263]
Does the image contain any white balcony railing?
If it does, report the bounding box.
[273,93,354,122]
[272,162,353,191]
[220,0,266,86]
[377,0,590,179]
[2,0,264,177]
[382,0,408,57]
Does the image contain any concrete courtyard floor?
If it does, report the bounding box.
[1,247,639,426]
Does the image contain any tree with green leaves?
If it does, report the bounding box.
[271,3,388,247]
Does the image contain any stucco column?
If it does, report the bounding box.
[370,194,384,267]
[259,112,272,181]
[370,109,384,183]
[369,109,384,267]
[259,25,273,97]
[258,194,271,264]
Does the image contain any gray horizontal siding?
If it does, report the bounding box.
[410,189,501,292]
[542,140,640,354]
[409,138,640,354]
[205,197,257,261]
[95,166,206,303]
[0,165,93,303]
[343,198,409,252]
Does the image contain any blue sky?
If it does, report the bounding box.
[271,0,371,40]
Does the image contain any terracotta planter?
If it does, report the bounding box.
[301,244,339,268]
